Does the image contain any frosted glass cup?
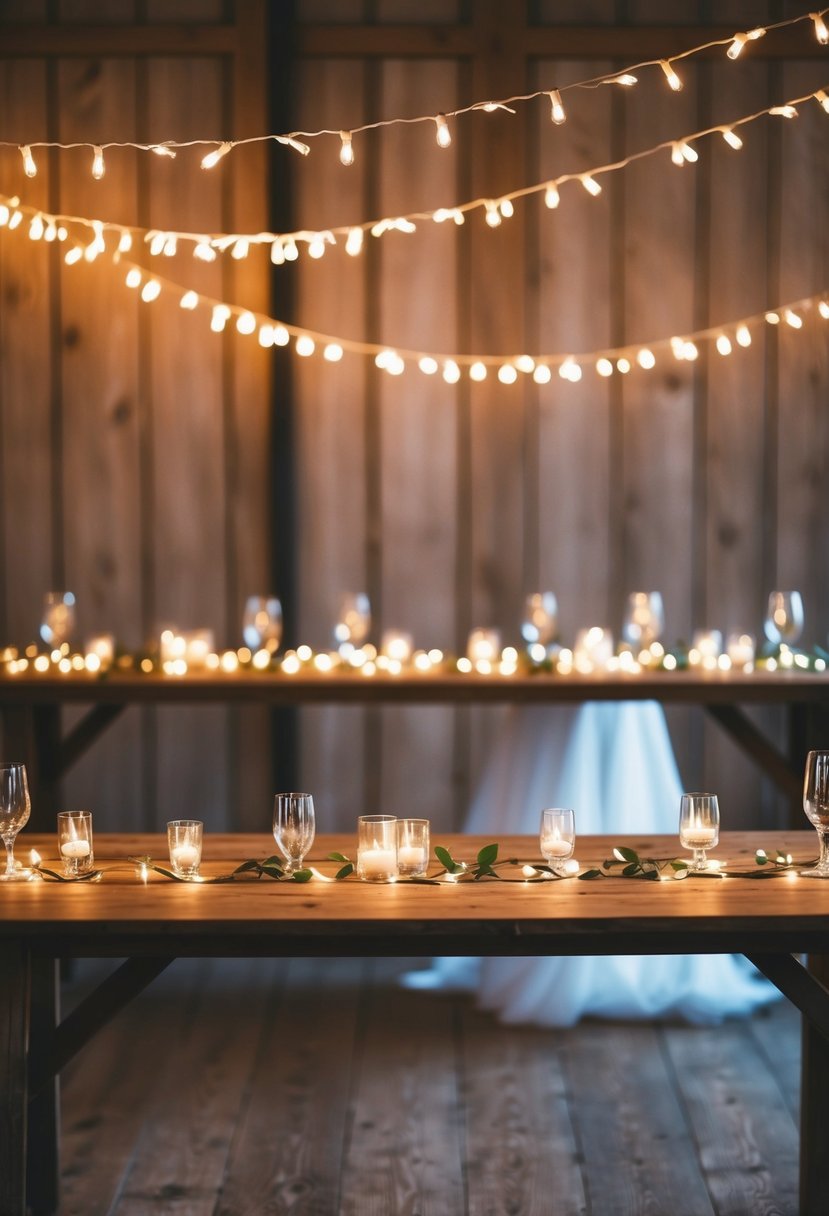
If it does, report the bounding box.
[168,819,203,878]
[679,793,719,872]
[58,810,94,877]
[540,808,576,875]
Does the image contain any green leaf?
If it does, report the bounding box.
[291,869,313,883]
[327,851,351,864]
[622,862,640,877]
[477,842,499,869]
[233,859,262,874]
[616,846,640,864]
[435,845,462,873]
[642,869,661,880]
[755,851,768,865]
[579,869,604,880]
[670,860,689,871]
[260,863,285,880]
[334,862,354,880]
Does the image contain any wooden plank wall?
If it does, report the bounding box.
[292,0,829,831]
[0,1,827,835]
[0,0,272,830]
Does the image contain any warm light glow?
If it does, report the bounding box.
[20,145,37,177]
[815,89,829,113]
[819,301,829,319]
[232,237,250,260]
[498,364,518,384]
[784,309,803,328]
[736,325,752,347]
[548,89,566,124]
[637,348,656,369]
[339,130,354,166]
[296,334,315,357]
[722,127,744,149]
[283,239,299,261]
[140,279,161,302]
[180,290,198,310]
[469,361,487,381]
[236,311,257,335]
[323,342,343,362]
[533,365,551,384]
[201,141,232,170]
[434,113,452,147]
[65,246,83,265]
[418,356,438,375]
[307,235,326,259]
[195,241,217,262]
[612,73,638,86]
[616,357,631,374]
[544,183,560,209]
[716,333,732,355]
[682,341,699,360]
[485,201,502,228]
[660,59,682,91]
[812,11,829,43]
[211,304,231,332]
[770,105,798,118]
[29,214,44,240]
[765,310,781,324]
[273,325,290,346]
[499,199,514,218]
[559,358,582,382]
[258,324,275,347]
[443,360,461,383]
[91,145,106,179]
[596,357,613,377]
[580,174,602,196]
[150,144,176,158]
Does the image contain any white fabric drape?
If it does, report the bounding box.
[406,702,779,1026]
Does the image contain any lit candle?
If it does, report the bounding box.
[573,626,614,669]
[380,631,414,663]
[683,827,716,847]
[541,837,572,858]
[60,839,91,859]
[171,843,200,870]
[726,632,755,667]
[85,634,115,666]
[182,629,214,669]
[398,845,427,870]
[358,847,397,880]
[467,628,501,663]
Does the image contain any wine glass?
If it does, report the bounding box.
[764,591,804,646]
[273,792,315,875]
[679,793,719,872]
[0,763,32,882]
[40,591,76,648]
[539,807,575,875]
[242,596,282,652]
[621,591,665,649]
[334,593,371,648]
[521,592,558,647]
[801,751,829,878]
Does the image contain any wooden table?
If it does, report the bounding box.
[2,667,828,826]
[2,831,829,1215]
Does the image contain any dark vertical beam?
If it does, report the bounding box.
[0,940,30,1216]
[26,958,59,1215]
[801,954,829,1214]
[607,23,627,627]
[268,0,299,793]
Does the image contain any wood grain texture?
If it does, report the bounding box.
[0,941,30,1216]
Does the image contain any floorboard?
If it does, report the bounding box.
[57,960,801,1216]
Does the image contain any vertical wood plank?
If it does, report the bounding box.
[0,940,30,1216]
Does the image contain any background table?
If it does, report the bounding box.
[2,831,829,1215]
[2,668,827,828]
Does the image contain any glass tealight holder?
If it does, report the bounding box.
[539,808,576,875]
[41,591,76,647]
[397,818,430,877]
[57,810,94,877]
[167,819,203,878]
[679,793,720,872]
[357,815,398,883]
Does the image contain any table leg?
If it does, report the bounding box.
[26,958,60,1215]
[0,940,31,1216]
[801,954,829,1216]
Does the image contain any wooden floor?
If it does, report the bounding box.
[58,958,801,1216]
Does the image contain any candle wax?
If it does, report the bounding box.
[683,831,716,847]
[541,838,572,858]
[171,844,200,869]
[359,848,397,877]
[60,840,91,859]
[398,845,427,869]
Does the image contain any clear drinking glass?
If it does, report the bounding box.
[0,763,32,881]
[334,593,371,647]
[397,818,430,877]
[40,591,76,647]
[242,596,283,651]
[167,819,203,878]
[521,592,558,646]
[539,808,576,874]
[57,810,94,877]
[764,591,804,646]
[273,793,315,874]
[621,591,665,648]
[801,751,829,878]
[679,793,719,872]
[357,814,398,883]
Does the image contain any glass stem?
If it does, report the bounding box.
[693,847,707,871]
[819,830,829,868]
[4,837,15,876]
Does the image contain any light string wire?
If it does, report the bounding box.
[2,6,827,172]
[7,225,822,383]
[5,84,828,265]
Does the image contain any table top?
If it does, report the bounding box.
[2,832,828,957]
[1,668,828,705]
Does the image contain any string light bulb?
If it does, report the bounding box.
[236,311,257,335]
[616,357,631,374]
[596,358,613,377]
[434,114,452,148]
[20,145,37,177]
[533,365,552,384]
[211,304,231,332]
[559,358,582,382]
[660,60,683,91]
[811,11,829,43]
[580,174,602,196]
[345,227,364,256]
[820,301,829,319]
[125,267,142,288]
[339,131,354,166]
[140,279,161,303]
[418,357,438,375]
[498,364,518,384]
[91,146,105,179]
[150,144,176,158]
[442,360,460,384]
[485,201,502,227]
[770,105,798,118]
[64,246,83,265]
[180,290,198,310]
[611,74,637,86]
[727,32,748,59]
[296,335,315,357]
[201,141,232,170]
[323,343,343,362]
[716,334,733,356]
[636,349,656,369]
[118,231,133,252]
[736,325,752,347]
[548,89,566,125]
[815,89,829,113]
[544,183,560,209]
[784,309,803,328]
[469,361,487,381]
[722,127,744,149]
